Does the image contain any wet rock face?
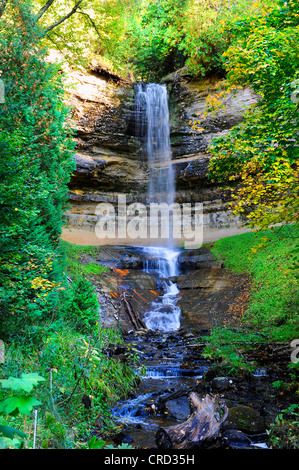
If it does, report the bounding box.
[64,71,258,237]
[82,245,249,332]
[177,267,249,330]
[169,77,258,153]
[67,73,147,194]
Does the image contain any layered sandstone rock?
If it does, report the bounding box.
[63,68,258,243]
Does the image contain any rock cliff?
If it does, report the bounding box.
[62,67,258,245]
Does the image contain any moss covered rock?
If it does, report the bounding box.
[223,405,265,434]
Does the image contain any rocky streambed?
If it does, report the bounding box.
[103,328,293,450]
[81,245,294,450]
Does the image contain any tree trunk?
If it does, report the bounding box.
[156,393,228,449]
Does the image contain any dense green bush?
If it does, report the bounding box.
[0,0,75,338]
[66,279,99,334]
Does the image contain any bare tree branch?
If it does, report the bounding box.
[42,0,84,34]
[36,0,56,21]
[77,10,103,39]
[0,0,8,17]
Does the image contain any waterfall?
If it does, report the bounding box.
[135,83,175,206]
[135,83,181,332]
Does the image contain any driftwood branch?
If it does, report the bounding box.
[120,292,146,330]
[156,393,228,449]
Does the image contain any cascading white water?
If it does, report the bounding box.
[135,83,175,206]
[142,246,181,331]
[135,83,181,332]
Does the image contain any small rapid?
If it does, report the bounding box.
[142,246,181,332]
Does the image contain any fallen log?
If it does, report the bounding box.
[120,292,146,329]
[120,292,138,329]
[156,393,228,449]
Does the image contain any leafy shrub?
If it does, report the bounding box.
[267,405,299,449]
[66,279,100,334]
[0,373,45,449]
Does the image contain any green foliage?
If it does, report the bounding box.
[267,404,299,449]
[211,225,299,341]
[62,241,109,281]
[0,0,75,338]
[0,423,26,440]
[124,0,187,80]
[208,0,299,229]
[177,0,272,77]
[1,373,45,394]
[30,0,136,75]
[1,325,139,448]
[204,225,299,380]
[0,372,45,448]
[85,436,135,449]
[0,395,41,416]
[105,442,135,449]
[107,0,280,80]
[86,435,106,449]
[66,279,99,334]
[58,243,109,334]
[202,327,265,373]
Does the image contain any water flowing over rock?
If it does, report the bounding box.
[134,83,181,332]
[135,82,175,205]
[62,71,259,245]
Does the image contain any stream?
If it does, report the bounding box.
[89,83,293,450]
[109,83,204,448]
[112,329,209,449]
[111,244,209,448]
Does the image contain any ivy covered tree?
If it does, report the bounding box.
[0,0,75,338]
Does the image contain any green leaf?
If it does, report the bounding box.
[87,436,106,449]
[0,396,42,415]
[0,424,26,439]
[0,436,22,449]
[0,373,45,393]
[105,443,135,449]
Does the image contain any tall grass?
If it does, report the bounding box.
[211,224,299,342]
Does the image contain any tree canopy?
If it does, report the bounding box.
[208,0,299,230]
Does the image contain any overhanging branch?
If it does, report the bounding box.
[36,0,56,21]
[42,0,84,34]
[77,10,103,39]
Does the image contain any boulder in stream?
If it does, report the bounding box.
[164,396,191,421]
[222,405,265,434]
